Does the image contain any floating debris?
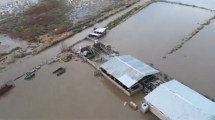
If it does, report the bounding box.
[128,101,138,111]
[124,101,127,106]
[24,72,35,80]
[53,67,64,74]
[60,53,72,62]
[53,67,66,76]
[94,70,101,77]
[56,68,66,76]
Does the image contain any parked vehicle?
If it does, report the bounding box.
[88,27,107,40]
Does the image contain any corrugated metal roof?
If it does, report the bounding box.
[145,80,215,120]
[100,55,159,88]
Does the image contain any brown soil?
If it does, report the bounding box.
[0,0,72,42]
[25,3,57,16]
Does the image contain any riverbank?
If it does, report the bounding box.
[0,0,140,66]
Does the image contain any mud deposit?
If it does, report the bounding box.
[0,0,128,42]
[101,2,215,100]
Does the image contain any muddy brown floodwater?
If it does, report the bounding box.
[0,61,158,120]
[102,2,215,100]
[164,20,215,100]
[0,0,159,119]
[0,0,215,119]
[168,0,215,10]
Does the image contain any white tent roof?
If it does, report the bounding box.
[145,80,215,120]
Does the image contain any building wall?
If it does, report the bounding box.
[146,102,170,120]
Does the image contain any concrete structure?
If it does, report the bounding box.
[143,80,215,120]
[99,55,159,96]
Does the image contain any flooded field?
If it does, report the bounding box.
[0,35,26,47]
[0,60,158,120]
[102,2,215,99]
[0,35,27,56]
[1,0,215,119]
[163,20,215,100]
[168,0,215,10]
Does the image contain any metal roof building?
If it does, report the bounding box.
[144,80,215,120]
[100,55,159,96]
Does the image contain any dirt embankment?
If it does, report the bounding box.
[0,0,139,50]
[0,0,140,65]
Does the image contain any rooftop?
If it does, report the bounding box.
[100,55,159,88]
[145,80,215,120]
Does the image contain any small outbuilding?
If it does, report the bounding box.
[143,80,215,120]
[99,55,159,96]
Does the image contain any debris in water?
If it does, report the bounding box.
[94,70,101,77]
[128,101,138,111]
[24,72,35,80]
[56,68,66,76]
[53,67,64,74]
[60,53,72,62]
[124,101,127,106]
